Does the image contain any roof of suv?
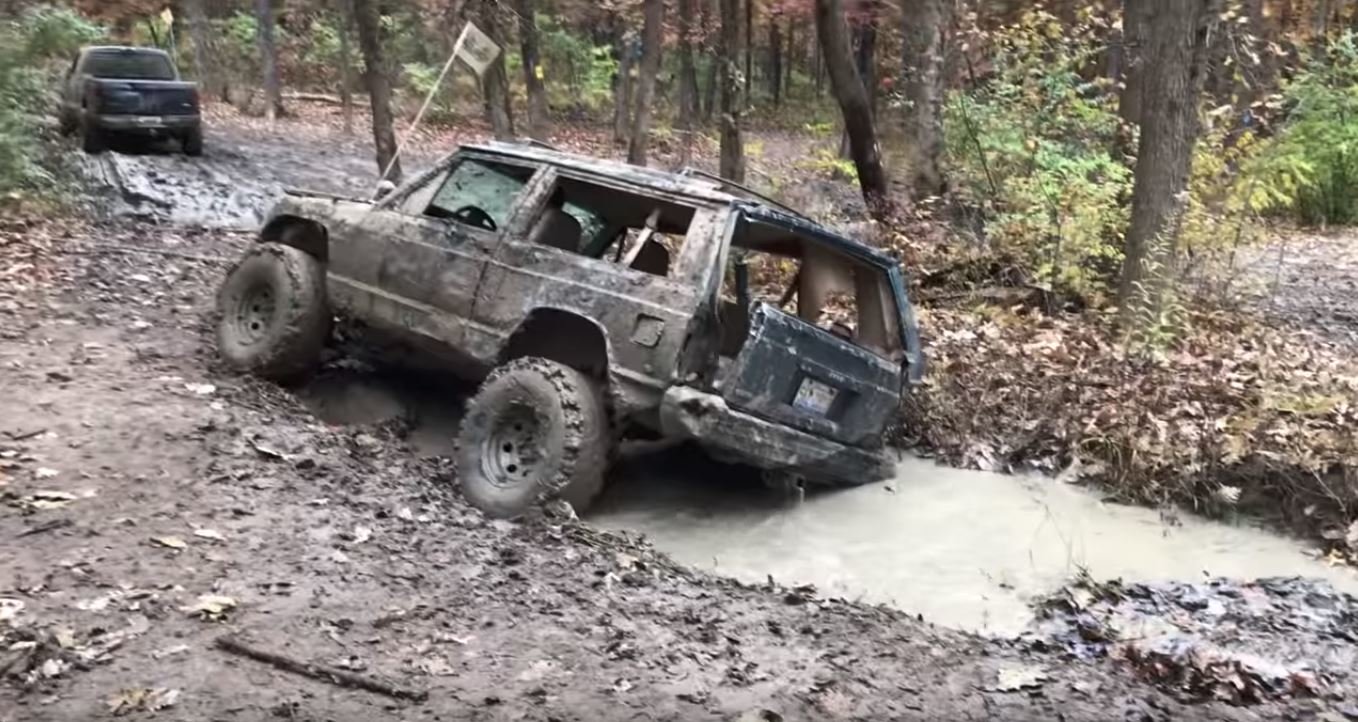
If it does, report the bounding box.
[82,45,172,57]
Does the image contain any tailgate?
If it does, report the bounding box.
[92,80,198,116]
[719,303,902,447]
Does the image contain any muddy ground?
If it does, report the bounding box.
[2,107,1356,720]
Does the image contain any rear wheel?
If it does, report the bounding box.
[455,358,610,518]
[182,126,203,156]
[216,243,330,383]
[80,117,105,154]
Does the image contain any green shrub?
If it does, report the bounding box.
[0,5,104,196]
[1243,32,1358,225]
[943,9,1131,301]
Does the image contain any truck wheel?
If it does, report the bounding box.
[456,358,610,518]
[81,119,105,154]
[216,243,330,383]
[182,127,204,156]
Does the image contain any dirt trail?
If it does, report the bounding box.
[1,109,1354,719]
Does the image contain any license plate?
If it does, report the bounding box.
[792,377,838,416]
[136,116,164,126]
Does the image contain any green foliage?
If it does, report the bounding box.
[943,10,1131,300]
[0,5,104,196]
[538,15,615,112]
[1242,32,1358,225]
[796,147,857,182]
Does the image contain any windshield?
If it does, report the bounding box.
[85,51,175,81]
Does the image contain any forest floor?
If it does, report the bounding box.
[2,103,1358,719]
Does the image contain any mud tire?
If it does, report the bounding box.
[80,118,105,154]
[216,243,329,383]
[456,358,610,518]
[182,126,204,156]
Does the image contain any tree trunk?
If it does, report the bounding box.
[678,0,699,163]
[1118,0,1219,326]
[701,0,717,120]
[744,0,754,106]
[613,21,635,144]
[627,0,665,165]
[477,0,515,140]
[852,1,878,114]
[718,0,746,182]
[769,17,783,105]
[184,0,214,94]
[785,19,796,99]
[256,0,282,121]
[337,0,355,136]
[901,0,951,199]
[1118,0,1148,127]
[815,0,891,218]
[351,0,402,183]
[514,0,550,140]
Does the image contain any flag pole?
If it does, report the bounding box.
[376,24,470,190]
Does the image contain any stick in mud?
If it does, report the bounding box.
[214,636,430,702]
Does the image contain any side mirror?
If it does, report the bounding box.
[373,179,396,200]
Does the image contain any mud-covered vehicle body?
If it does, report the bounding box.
[58,46,203,156]
[216,143,923,516]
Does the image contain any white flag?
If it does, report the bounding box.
[456,22,501,79]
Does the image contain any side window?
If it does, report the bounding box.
[523,175,696,278]
[423,159,535,232]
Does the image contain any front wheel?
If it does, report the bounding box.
[455,358,610,518]
[216,243,330,383]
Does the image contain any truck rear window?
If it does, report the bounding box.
[85,51,175,81]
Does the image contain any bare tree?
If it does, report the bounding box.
[814,0,891,218]
[718,0,746,181]
[336,0,355,136]
[476,0,515,140]
[627,0,665,165]
[183,0,216,98]
[612,18,635,144]
[514,0,550,140]
[678,0,700,163]
[901,0,951,199]
[1118,0,1220,326]
[702,0,718,121]
[351,0,401,183]
[1118,0,1148,127]
[255,0,282,120]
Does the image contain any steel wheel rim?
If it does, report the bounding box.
[481,403,544,488]
[231,282,276,346]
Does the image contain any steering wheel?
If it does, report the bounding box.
[451,205,497,231]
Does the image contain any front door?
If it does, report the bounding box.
[327,156,539,358]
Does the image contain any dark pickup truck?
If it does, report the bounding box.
[59,46,203,156]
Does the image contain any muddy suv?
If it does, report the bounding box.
[215,143,924,517]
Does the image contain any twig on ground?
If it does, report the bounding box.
[4,428,47,441]
[17,518,73,537]
[214,635,429,702]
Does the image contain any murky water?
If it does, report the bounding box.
[298,371,1358,637]
[590,450,1358,636]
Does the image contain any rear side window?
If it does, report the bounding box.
[85,51,175,80]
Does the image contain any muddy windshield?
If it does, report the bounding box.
[719,214,904,361]
[85,50,176,80]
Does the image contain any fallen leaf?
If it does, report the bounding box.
[992,665,1048,692]
[180,594,237,621]
[418,656,455,676]
[34,468,60,479]
[108,687,180,715]
[184,383,216,396]
[151,644,190,660]
[352,525,373,544]
[0,598,25,622]
[151,536,188,550]
[192,528,225,542]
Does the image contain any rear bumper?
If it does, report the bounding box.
[94,114,200,133]
[658,386,894,486]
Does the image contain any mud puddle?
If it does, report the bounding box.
[588,451,1358,637]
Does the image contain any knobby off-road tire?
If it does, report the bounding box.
[216,242,330,383]
[456,358,610,518]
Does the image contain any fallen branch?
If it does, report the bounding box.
[17,518,73,538]
[281,91,352,105]
[4,427,47,441]
[215,636,428,702]
[60,243,231,265]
